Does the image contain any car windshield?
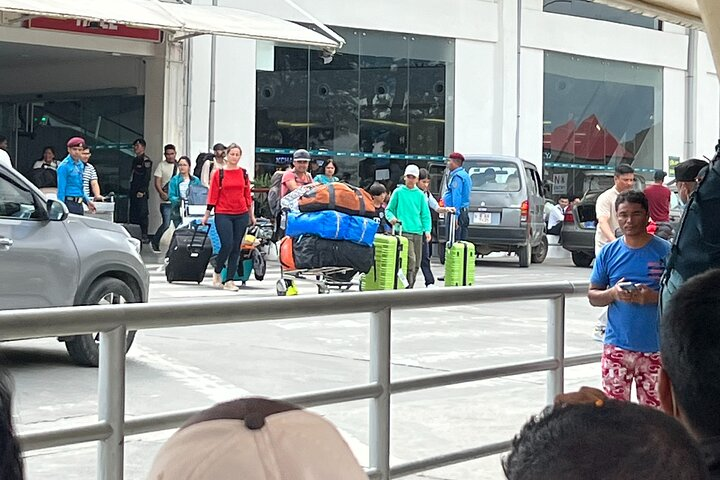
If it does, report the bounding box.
[465,161,521,192]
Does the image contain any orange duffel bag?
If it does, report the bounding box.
[280,236,296,271]
[298,182,376,218]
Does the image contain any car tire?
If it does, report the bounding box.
[518,243,531,268]
[571,251,594,268]
[531,236,549,264]
[65,277,138,367]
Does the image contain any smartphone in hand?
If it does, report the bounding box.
[618,282,640,292]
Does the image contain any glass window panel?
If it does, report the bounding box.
[256,47,309,151]
[543,0,659,29]
[543,52,662,199]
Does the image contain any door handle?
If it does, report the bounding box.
[0,237,13,250]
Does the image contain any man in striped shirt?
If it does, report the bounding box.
[81,146,102,201]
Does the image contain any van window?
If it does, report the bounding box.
[465,161,521,192]
[525,168,538,195]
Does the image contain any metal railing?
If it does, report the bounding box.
[0,280,596,480]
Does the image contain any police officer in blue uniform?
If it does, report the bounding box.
[442,151,472,241]
[129,138,153,243]
[57,137,95,215]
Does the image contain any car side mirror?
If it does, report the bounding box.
[47,199,69,221]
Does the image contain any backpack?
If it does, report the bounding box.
[661,142,720,308]
[193,153,214,179]
[267,170,285,217]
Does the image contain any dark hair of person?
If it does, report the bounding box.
[558,195,569,201]
[0,135,7,144]
[368,182,387,197]
[177,156,191,167]
[164,144,176,153]
[418,168,430,181]
[662,269,720,438]
[133,138,146,147]
[324,160,338,176]
[615,164,635,176]
[615,190,648,213]
[42,146,56,157]
[503,400,709,480]
[0,368,24,480]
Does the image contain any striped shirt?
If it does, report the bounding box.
[82,163,98,199]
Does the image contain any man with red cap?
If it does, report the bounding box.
[57,137,95,215]
[442,152,471,241]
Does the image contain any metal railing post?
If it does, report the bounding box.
[369,307,392,480]
[546,295,565,405]
[98,326,127,480]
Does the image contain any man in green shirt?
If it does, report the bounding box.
[386,164,432,288]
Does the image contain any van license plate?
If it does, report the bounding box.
[473,212,492,225]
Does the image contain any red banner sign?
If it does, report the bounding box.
[25,17,162,42]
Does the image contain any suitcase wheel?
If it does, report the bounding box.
[276,279,288,296]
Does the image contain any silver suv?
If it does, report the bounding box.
[0,164,149,366]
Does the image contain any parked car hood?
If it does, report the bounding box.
[68,214,129,236]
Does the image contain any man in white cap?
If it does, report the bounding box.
[148,397,368,480]
[385,164,432,288]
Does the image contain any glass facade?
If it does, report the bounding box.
[0,96,144,222]
[256,27,454,190]
[543,52,663,199]
[543,0,659,29]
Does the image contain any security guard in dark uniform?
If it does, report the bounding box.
[129,138,153,243]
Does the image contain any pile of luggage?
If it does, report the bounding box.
[280,183,378,275]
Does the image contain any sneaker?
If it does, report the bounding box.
[592,325,606,343]
[212,272,223,288]
[426,283,437,288]
[223,280,240,292]
[151,244,161,253]
[437,276,445,282]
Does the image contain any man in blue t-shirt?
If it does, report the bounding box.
[588,190,670,408]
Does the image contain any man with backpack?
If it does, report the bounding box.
[281,149,314,198]
[199,143,226,187]
[660,157,711,311]
[151,144,179,252]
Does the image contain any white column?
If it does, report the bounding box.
[143,55,166,233]
[496,0,520,156]
[453,39,496,153]
[213,37,257,177]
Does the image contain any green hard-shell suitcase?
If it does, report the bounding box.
[361,225,409,291]
[444,214,475,287]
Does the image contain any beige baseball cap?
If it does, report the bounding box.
[147,397,368,480]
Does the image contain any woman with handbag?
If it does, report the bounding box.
[202,144,255,291]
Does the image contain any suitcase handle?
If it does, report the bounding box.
[392,220,403,237]
[447,213,457,247]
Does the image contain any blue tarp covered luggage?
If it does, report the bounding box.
[286,211,378,247]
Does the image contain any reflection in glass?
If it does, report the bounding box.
[255,26,454,189]
[542,52,662,199]
[543,0,659,29]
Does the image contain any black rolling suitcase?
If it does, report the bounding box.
[165,223,213,283]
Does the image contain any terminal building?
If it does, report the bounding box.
[0,0,717,226]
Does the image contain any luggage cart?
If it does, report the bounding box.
[276,266,356,296]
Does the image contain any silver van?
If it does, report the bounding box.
[0,163,149,366]
[437,155,548,267]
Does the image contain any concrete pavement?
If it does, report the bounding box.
[3,253,602,480]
